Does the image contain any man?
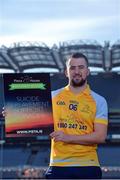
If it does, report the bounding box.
[45,53,108,179]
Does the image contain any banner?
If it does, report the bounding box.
[3,73,54,138]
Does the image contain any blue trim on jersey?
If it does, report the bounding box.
[91,90,108,120]
[52,87,64,98]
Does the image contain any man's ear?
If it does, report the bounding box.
[87,68,90,76]
[65,69,68,78]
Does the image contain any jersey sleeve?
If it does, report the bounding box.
[95,96,108,125]
[91,91,108,125]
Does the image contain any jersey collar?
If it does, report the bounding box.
[65,84,91,95]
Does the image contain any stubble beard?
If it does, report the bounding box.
[71,78,87,87]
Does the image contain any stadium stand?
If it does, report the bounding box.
[0,47,16,72]
[111,40,120,71]
[0,39,120,179]
[6,41,60,73]
[59,39,105,72]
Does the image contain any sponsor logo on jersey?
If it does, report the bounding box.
[57,101,65,105]
[69,100,79,105]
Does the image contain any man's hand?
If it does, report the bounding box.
[50,123,107,145]
[50,131,70,143]
[2,107,6,117]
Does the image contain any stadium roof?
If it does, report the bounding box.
[1,41,61,73]
[0,40,120,73]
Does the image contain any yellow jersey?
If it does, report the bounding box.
[50,85,108,167]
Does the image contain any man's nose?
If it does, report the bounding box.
[74,67,81,73]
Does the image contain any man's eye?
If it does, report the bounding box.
[70,66,85,70]
[70,66,75,70]
[79,66,84,69]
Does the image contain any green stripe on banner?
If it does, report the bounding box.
[9,83,46,90]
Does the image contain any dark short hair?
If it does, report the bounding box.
[66,52,89,67]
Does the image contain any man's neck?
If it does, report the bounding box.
[68,83,87,94]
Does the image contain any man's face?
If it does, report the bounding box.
[65,57,90,87]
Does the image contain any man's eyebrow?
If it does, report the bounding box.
[69,65,85,67]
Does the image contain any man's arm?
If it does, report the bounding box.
[50,123,108,145]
